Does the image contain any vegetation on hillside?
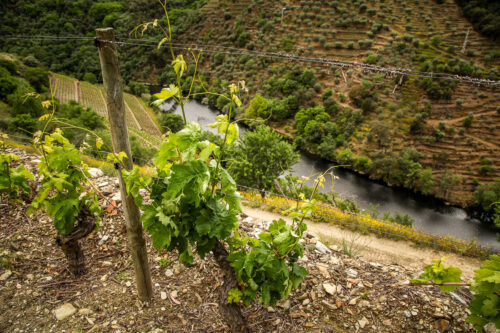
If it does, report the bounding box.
[1,0,499,214]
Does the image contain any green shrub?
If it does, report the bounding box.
[0,76,18,100]
[463,114,474,128]
[0,59,17,75]
[335,148,355,165]
[160,113,185,133]
[25,67,49,92]
[9,114,37,134]
[83,72,97,84]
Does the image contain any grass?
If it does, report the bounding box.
[341,233,367,258]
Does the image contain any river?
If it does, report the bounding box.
[169,100,500,250]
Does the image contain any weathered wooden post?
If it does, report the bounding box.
[96,27,153,301]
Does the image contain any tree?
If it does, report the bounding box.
[439,169,461,200]
[0,76,17,100]
[227,126,299,196]
[83,72,97,84]
[25,67,49,92]
[415,167,434,195]
[473,180,500,211]
[160,113,184,133]
[245,94,269,121]
[370,121,390,147]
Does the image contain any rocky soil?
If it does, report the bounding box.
[0,148,481,332]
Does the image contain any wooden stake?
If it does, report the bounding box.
[341,67,347,83]
[461,28,470,54]
[96,28,153,301]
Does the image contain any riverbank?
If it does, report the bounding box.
[240,191,499,256]
[170,100,499,247]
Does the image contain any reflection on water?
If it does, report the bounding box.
[172,101,500,249]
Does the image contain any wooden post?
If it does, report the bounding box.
[96,28,153,301]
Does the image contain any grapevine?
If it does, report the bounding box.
[122,4,310,329]
[412,256,500,331]
[0,134,34,201]
[27,94,102,276]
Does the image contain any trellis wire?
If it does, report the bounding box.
[1,34,499,86]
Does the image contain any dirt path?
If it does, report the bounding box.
[242,205,483,280]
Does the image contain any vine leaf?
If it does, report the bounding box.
[172,55,187,78]
[153,84,179,102]
[411,258,462,292]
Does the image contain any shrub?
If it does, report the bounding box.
[25,67,49,92]
[364,54,378,64]
[478,165,491,176]
[432,127,445,140]
[431,36,441,47]
[463,114,473,128]
[246,94,269,120]
[0,59,17,75]
[335,149,356,165]
[322,88,333,101]
[83,72,97,84]
[89,2,122,22]
[9,114,37,134]
[354,156,373,173]
[0,76,18,100]
[128,81,148,97]
[160,113,184,133]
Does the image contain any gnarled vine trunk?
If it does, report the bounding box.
[56,205,96,276]
[213,241,250,333]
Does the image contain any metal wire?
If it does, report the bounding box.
[3,133,154,165]
[109,39,500,86]
[1,34,499,86]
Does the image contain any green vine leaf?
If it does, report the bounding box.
[29,129,101,236]
[466,255,500,331]
[411,258,462,292]
[172,55,187,78]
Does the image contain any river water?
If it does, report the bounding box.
[170,100,500,249]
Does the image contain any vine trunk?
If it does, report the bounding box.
[56,205,95,276]
[213,241,250,333]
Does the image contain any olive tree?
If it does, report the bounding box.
[227,125,299,196]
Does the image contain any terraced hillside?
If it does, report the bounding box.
[50,73,161,147]
[175,0,500,207]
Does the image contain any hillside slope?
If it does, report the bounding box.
[49,72,161,148]
[1,0,498,209]
[0,146,480,332]
[174,0,500,207]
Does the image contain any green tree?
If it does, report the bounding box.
[335,148,356,165]
[82,72,97,84]
[160,113,184,133]
[25,67,49,93]
[370,121,390,147]
[227,126,299,196]
[473,180,500,211]
[245,94,269,121]
[415,167,435,195]
[439,169,461,200]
